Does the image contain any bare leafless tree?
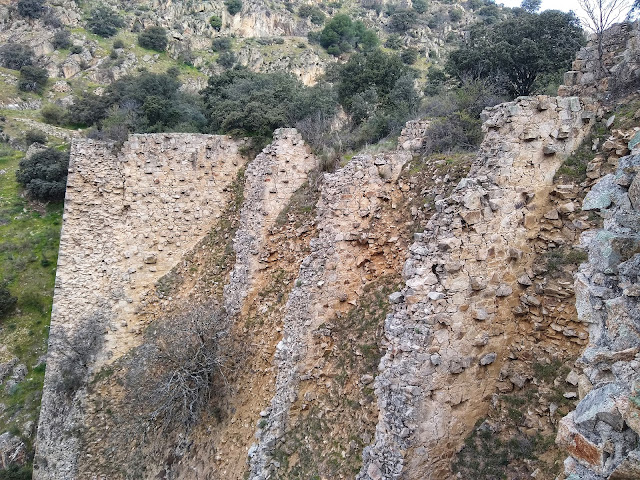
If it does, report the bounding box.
[578,0,634,72]
[127,303,229,431]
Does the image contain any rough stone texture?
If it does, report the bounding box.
[248,150,410,479]
[358,95,595,480]
[224,128,317,317]
[557,155,640,479]
[559,21,640,100]
[397,120,431,151]
[0,432,26,469]
[34,134,247,479]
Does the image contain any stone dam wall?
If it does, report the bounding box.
[34,133,247,479]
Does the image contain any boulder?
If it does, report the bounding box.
[0,432,26,469]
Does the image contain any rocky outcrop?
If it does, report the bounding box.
[0,432,26,469]
[359,95,596,479]
[557,154,640,480]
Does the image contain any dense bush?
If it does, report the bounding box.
[0,464,32,480]
[401,47,418,64]
[113,38,125,49]
[421,78,504,154]
[217,51,236,67]
[52,29,72,50]
[70,45,83,54]
[224,0,242,15]
[331,49,420,144]
[314,14,378,56]
[16,147,70,201]
[0,287,17,320]
[212,37,232,51]
[18,65,48,93]
[24,129,47,146]
[0,43,34,70]
[68,71,205,136]
[138,26,168,51]
[424,67,447,96]
[413,0,428,14]
[449,8,463,21]
[298,5,326,24]
[202,68,337,139]
[385,34,403,49]
[389,9,417,32]
[87,5,125,37]
[446,10,584,96]
[17,0,45,19]
[67,93,109,126]
[336,49,409,111]
[41,104,67,125]
[209,15,222,31]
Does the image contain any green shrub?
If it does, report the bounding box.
[0,43,34,70]
[16,147,69,201]
[449,8,463,21]
[336,49,409,111]
[24,129,47,146]
[389,9,417,32]
[217,51,236,68]
[67,93,109,126]
[209,15,223,31]
[424,67,446,96]
[202,68,337,139]
[0,287,17,320]
[400,47,418,64]
[298,5,326,24]
[87,5,125,38]
[212,37,232,51]
[0,464,32,480]
[421,78,504,154]
[52,29,72,50]
[413,0,428,14]
[113,38,125,49]
[41,104,67,125]
[18,65,48,93]
[70,45,82,54]
[385,34,403,49]
[69,71,206,135]
[316,14,378,56]
[138,26,168,51]
[225,0,242,15]
[17,0,45,19]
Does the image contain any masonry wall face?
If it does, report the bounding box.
[34,134,246,479]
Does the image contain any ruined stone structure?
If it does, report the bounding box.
[35,134,248,478]
[248,150,412,478]
[358,95,597,479]
[561,21,640,100]
[556,155,640,479]
[34,22,640,480]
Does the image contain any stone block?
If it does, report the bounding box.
[556,412,604,472]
